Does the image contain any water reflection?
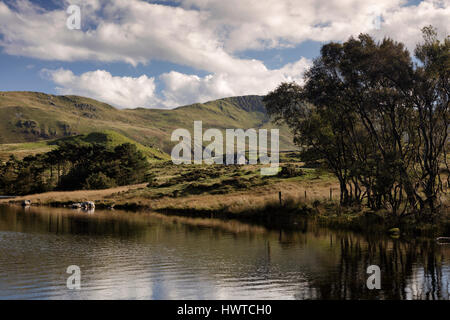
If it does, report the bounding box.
[0,205,448,300]
[297,234,449,300]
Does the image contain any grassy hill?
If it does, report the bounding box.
[0,131,169,161]
[0,91,296,155]
[53,131,169,161]
[0,141,56,161]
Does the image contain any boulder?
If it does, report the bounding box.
[81,201,95,210]
[22,200,31,207]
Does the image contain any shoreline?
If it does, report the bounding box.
[3,187,449,239]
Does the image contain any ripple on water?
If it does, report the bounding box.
[0,206,449,300]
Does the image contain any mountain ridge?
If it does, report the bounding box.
[0,91,295,153]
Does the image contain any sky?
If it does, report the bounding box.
[0,0,448,109]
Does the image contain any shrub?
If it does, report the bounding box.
[145,173,157,187]
[84,172,117,190]
[222,177,251,189]
[278,164,304,178]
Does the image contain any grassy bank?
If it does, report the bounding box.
[2,162,448,238]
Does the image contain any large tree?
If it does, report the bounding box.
[412,26,449,217]
[264,27,449,218]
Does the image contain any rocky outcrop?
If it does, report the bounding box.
[71,203,82,209]
[71,201,95,210]
[82,201,95,210]
[22,200,31,207]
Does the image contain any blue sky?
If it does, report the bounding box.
[0,0,448,108]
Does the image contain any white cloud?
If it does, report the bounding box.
[41,57,310,109]
[1,0,448,67]
[178,0,449,52]
[159,57,310,107]
[1,0,449,108]
[372,0,450,50]
[0,0,254,73]
[41,68,159,109]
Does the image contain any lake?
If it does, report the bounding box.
[0,205,448,300]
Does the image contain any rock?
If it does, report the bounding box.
[71,203,82,209]
[81,201,95,210]
[22,200,31,207]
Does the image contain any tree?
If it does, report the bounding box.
[264,27,449,218]
[84,172,117,190]
[107,143,149,186]
[0,140,152,195]
[411,26,449,217]
[0,156,20,195]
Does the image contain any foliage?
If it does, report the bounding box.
[278,164,304,178]
[264,27,449,220]
[0,141,150,195]
[84,172,117,190]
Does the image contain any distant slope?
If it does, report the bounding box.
[0,91,295,153]
[0,131,169,161]
[0,141,56,161]
[53,131,169,161]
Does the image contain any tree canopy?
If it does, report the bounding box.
[0,141,151,195]
[264,27,449,220]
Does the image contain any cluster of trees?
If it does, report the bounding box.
[0,142,151,195]
[264,27,449,219]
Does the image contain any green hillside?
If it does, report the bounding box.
[0,131,169,161]
[53,131,169,161]
[0,91,296,155]
[0,141,56,161]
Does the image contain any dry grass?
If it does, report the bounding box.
[0,183,147,204]
[0,178,339,213]
[0,161,340,214]
[144,180,339,212]
[0,142,55,161]
[3,160,445,216]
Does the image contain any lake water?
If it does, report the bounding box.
[0,205,448,300]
